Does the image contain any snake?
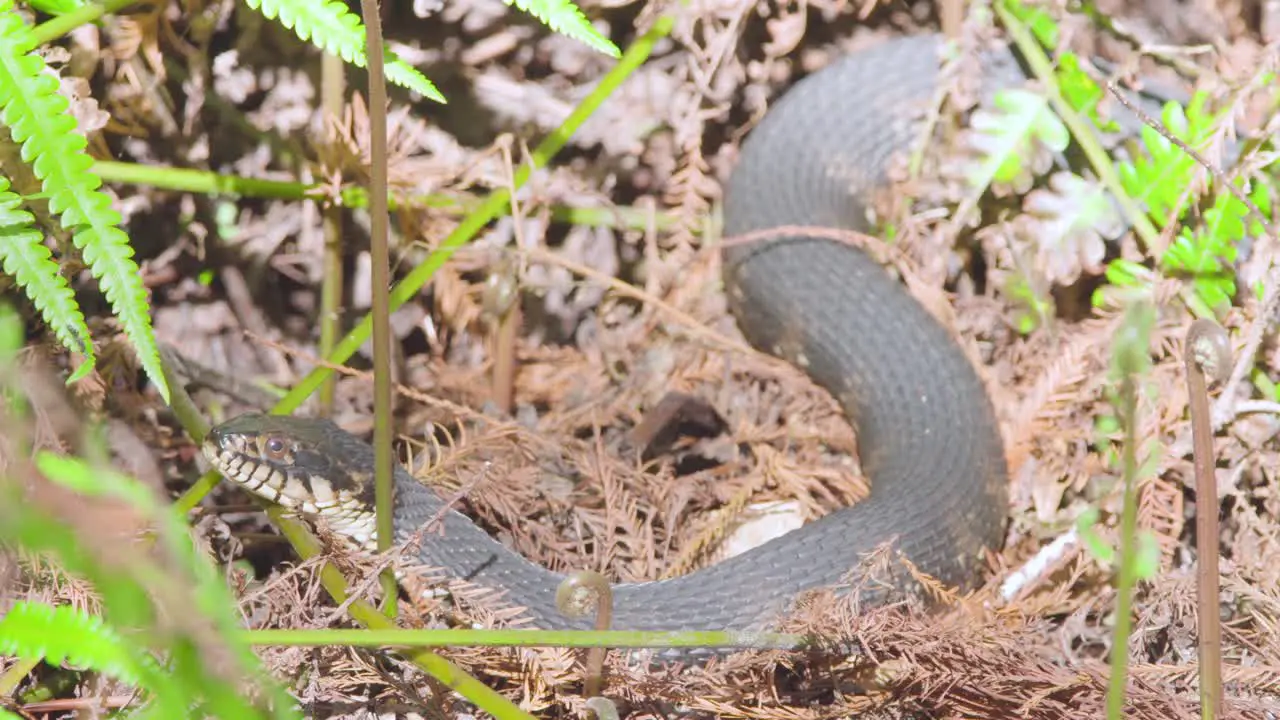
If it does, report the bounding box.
[204,33,1055,638]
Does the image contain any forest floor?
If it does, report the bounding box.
[5,0,1280,716]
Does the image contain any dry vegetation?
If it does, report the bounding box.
[5,0,1280,717]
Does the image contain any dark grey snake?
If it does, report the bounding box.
[203,33,1101,638]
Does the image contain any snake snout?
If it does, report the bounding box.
[202,417,377,529]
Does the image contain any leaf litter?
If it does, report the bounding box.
[7,0,1280,716]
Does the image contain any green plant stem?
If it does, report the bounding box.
[1104,300,1155,719]
[90,161,682,232]
[0,657,40,696]
[1106,371,1140,719]
[242,627,805,650]
[28,0,138,44]
[996,0,1161,253]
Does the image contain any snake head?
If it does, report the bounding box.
[203,413,379,547]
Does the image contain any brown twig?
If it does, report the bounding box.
[487,139,528,416]
[1184,319,1231,719]
[483,259,521,415]
[358,0,397,618]
[317,48,347,416]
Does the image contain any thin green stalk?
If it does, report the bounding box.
[1105,300,1156,719]
[28,0,138,44]
[92,162,317,200]
[91,161,682,232]
[0,657,40,696]
[241,627,806,650]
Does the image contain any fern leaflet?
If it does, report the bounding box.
[0,0,169,401]
[1116,97,1212,226]
[244,0,446,102]
[0,601,148,686]
[955,87,1069,228]
[1110,91,1261,312]
[0,177,93,378]
[501,0,620,58]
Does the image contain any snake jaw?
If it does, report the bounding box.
[202,419,381,551]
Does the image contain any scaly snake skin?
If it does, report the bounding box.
[204,34,1021,637]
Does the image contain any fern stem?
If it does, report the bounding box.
[91,160,683,232]
[317,52,346,415]
[996,1,1161,252]
[0,656,39,696]
[28,0,137,45]
[1104,300,1156,718]
[355,0,399,621]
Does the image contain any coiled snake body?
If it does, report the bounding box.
[204,35,1012,637]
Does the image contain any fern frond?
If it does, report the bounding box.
[4,452,303,719]
[501,0,619,58]
[1018,170,1123,284]
[1055,52,1121,134]
[244,0,446,103]
[1114,91,1256,312]
[0,601,147,686]
[954,87,1068,226]
[0,178,93,371]
[1161,189,1243,311]
[1116,93,1221,226]
[0,0,169,401]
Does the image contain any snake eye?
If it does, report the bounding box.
[263,435,289,460]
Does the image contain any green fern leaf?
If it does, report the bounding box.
[0,601,146,686]
[0,0,169,401]
[244,0,447,103]
[1116,93,1222,226]
[500,0,619,57]
[1162,190,1243,311]
[0,179,94,375]
[965,88,1069,196]
[1056,52,1121,134]
[28,451,303,720]
[952,87,1068,227]
[23,0,85,13]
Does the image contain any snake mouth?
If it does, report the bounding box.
[201,436,297,506]
[201,430,380,549]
